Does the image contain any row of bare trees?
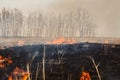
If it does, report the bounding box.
[0,8,96,38]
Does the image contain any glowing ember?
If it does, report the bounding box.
[0,55,12,68]
[47,37,76,44]
[8,67,30,80]
[8,76,12,80]
[80,71,91,80]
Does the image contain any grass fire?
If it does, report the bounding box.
[0,1,120,79]
[0,38,120,80]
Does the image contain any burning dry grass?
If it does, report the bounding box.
[8,67,30,80]
[0,55,12,68]
[0,53,30,80]
[47,37,76,44]
[80,71,91,80]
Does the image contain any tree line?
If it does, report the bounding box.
[0,8,96,38]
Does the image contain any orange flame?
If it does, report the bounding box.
[8,67,30,80]
[47,37,76,44]
[0,55,12,68]
[80,71,91,80]
[8,76,12,80]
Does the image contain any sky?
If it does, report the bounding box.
[0,0,120,37]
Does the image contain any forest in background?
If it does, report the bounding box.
[0,8,96,38]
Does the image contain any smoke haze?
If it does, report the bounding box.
[0,0,120,37]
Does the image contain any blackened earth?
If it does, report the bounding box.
[0,43,120,80]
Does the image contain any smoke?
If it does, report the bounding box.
[0,0,120,37]
[54,0,120,37]
[0,0,56,11]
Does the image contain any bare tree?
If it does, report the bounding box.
[0,8,96,38]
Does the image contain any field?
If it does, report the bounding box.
[0,37,120,47]
[0,38,120,80]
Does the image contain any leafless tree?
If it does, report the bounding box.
[0,8,96,38]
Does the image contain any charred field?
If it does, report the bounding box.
[0,42,120,80]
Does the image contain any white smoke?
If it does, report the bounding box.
[0,0,120,37]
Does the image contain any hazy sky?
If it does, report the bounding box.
[0,0,120,37]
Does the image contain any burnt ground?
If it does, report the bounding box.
[0,43,120,80]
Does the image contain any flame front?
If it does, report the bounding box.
[0,55,12,68]
[80,71,91,80]
[47,37,76,44]
[8,67,30,80]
